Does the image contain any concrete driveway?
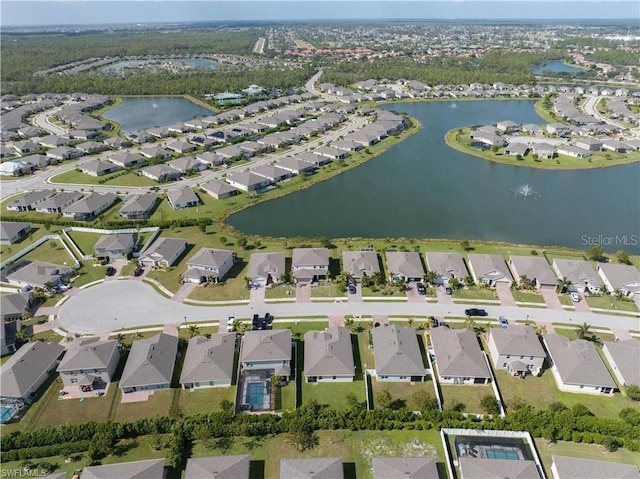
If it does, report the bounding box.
[496,283,517,307]
[541,288,563,310]
[435,285,453,304]
[348,283,362,303]
[296,282,311,303]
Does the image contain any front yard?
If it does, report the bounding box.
[586,294,638,312]
[451,286,498,301]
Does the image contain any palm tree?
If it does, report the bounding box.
[424,270,438,285]
[187,324,200,338]
[535,324,547,336]
[575,322,592,340]
[557,277,572,293]
[344,317,355,332]
[449,277,461,291]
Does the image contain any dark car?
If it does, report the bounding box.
[348,284,357,294]
[444,286,453,295]
[252,314,260,330]
[133,267,144,277]
[430,316,439,327]
[105,266,116,276]
[465,308,488,317]
[416,282,426,295]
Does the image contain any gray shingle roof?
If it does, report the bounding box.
[597,263,640,294]
[543,333,616,389]
[0,341,65,399]
[372,325,425,377]
[187,247,234,269]
[57,337,118,372]
[509,255,557,287]
[304,326,355,378]
[0,292,32,318]
[425,252,468,281]
[489,325,546,358]
[120,192,158,216]
[241,329,291,363]
[185,455,250,479]
[292,248,329,268]
[119,333,178,390]
[431,328,491,379]
[7,189,54,209]
[279,458,343,479]
[248,252,286,282]
[94,233,136,255]
[4,260,74,288]
[342,250,380,278]
[372,457,439,479]
[468,254,513,283]
[63,192,116,215]
[180,334,235,385]
[81,458,166,479]
[551,455,639,479]
[553,259,603,289]
[602,339,640,387]
[459,458,541,479]
[0,221,30,242]
[139,238,187,267]
[200,179,239,198]
[385,251,425,279]
[167,187,199,208]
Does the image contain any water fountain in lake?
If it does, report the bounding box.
[511,184,539,200]
[152,103,159,109]
[450,103,458,108]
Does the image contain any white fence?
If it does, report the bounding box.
[62,226,160,260]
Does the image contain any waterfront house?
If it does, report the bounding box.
[467,253,513,287]
[342,250,380,282]
[119,333,178,394]
[57,337,119,391]
[183,247,236,284]
[225,171,272,193]
[292,247,329,283]
[542,333,616,395]
[425,252,468,285]
[508,255,557,290]
[430,327,491,384]
[304,326,355,382]
[385,251,425,282]
[138,238,187,268]
[487,325,546,377]
[275,157,317,175]
[372,325,426,382]
[252,164,292,183]
[247,252,286,287]
[552,259,603,294]
[602,339,640,388]
[596,262,640,298]
[180,333,236,389]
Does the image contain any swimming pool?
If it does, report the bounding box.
[484,448,521,460]
[245,381,268,408]
[1,406,16,424]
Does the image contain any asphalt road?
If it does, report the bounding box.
[57,280,640,334]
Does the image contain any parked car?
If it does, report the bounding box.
[133,267,144,277]
[416,282,426,295]
[105,266,116,277]
[226,316,235,332]
[465,308,488,317]
[252,314,260,330]
[430,316,439,327]
[570,292,582,302]
[499,316,508,328]
[444,286,452,295]
[348,284,357,294]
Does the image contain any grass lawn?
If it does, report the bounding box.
[361,284,404,297]
[534,439,640,479]
[586,295,639,312]
[356,328,376,371]
[495,368,635,419]
[49,168,158,187]
[186,265,251,301]
[371,378,434,410]
[273,320,329,338]
[20,238,76,266]
[276,381,296,412]
[112,388,175,422]
[558,294,575,306]
[310,282,344,298]
[190,429,444,479]
[511,290,545,303]
[179,386,237,416]
[265,283,296,298]
[452,287,497,301]
[66,230,102,255]
[0,225,54,258]
[301,380,367,410]
[72,260,112,287]
[554,328,615,342]
[439,383,494,413]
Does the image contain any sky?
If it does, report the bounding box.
[1,0,638,27]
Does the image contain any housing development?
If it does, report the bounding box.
[0,10,639,479]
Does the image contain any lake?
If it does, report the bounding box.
[102,96,215,133]
[228,100,640,253]
[532,61,585,75]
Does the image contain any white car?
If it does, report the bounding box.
[226,316,236,332]
[570,293,582,303]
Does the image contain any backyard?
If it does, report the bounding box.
[439,383,495,414]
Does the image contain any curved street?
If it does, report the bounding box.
[57,279,640,334]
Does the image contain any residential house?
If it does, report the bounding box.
[45,146,83,161]
[275,157,317,175]
[200,179,240,199]
[75,141,108,155]
[504,142,529,157]
[180,333,236,389]
[108,152,145,168]
[372,325,426,382]
[166,140,196,154]
[557,145,591,158]
[225,171,272,193]
[574,138,603,151]
[3,260,74,289]
[552,259,603,294]
[252,164,292,183]
[279,458,343,479]
[470,130,507,147]
[551,456,640,479]
[6,189,55,212]
[119,192,158,220]
[342,250,380,282]
[467,253,513,287]
[138,238,187,268]
[372,457,439,479]
[140,146,172,160]
[119,333,178,394]
[24,154,52,169]
[62,192,117,221]
[216,144,253,161]
[291,247,329,283]
[496,120,520,133]
[532,143,556,159]
[385,251,425,282]
[0,292,33,321]
[602,339,640,388]
[596,263,640,298]
[304,326,355,382]
[93,233,137,261]
[166,156,207,174]
[35,191,83,214]
[241,329,292,380]
[103,137,132,150]
[509,255,557,290]
[487,325,546,377]
[182,247,236,284]
[0,341,65,402]
[57,337,119,391]
[79,159,119,177]
[329,139,363,152]
[542,333,616,395]
[247,252,286,287]
[459,458,542,479]
[430,327,491,384]
[185,456,250,479]
[425,252,468,285]
[0,222,31,244]
[81,459,166,479]
[38,135,69,148]
[194,151,225,167]
[11,140,39,155]
[0,317,20,356]
[295,151,331,167]
[139,164,181,182]
[167,187,200,210]
[313,145,349,160]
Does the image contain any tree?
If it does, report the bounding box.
[375,389,392,409]
[575,322,593,340]
[424,270,438,285]
[219,236,227,245]
[480,395,499,415]
[449,277,461,290]
[460,239,471,251]
[231,318,245,334]
[615,250,632,265]
[343,317,355,332]
[288,418,318,452]
[237,236,248,249]
[219,399,234,413]
[187,324,200,338]
[625,384,640,401]
[586,244,607,262]
[411,390,438,411]
[243,275,252,289]
[557,277,572,293]
[271,374,282,388]
[534,324,547,336]
[345,392,360,409]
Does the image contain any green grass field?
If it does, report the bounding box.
[439,383,495,413]
[586,295,638,312]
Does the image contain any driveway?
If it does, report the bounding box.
[250,285,266,305]
[435,285,453,304]
[406,281,425,303]
[348,283,362,303]
[496,283,517,307]
[573,295,592,313]
[173,282,197,303]
[541,288,564,310]
[296,282,311,303]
